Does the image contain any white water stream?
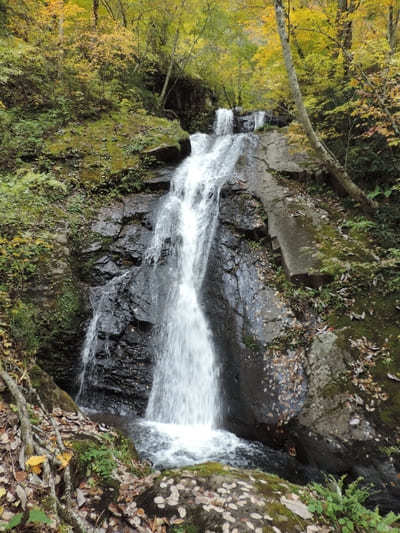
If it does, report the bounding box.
[254,110,266,131]
[76,271,129,404]
[145,109,246,427]
[132,109,253,465]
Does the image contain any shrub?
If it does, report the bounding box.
[307,475,400,533]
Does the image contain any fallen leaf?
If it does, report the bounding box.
[280,496,313,520]
[26,456,46,467]
[56,451,73,469]
[14,472,27,483]
[16,486,27,510]
[108,503,121,517]
[26,456,46,475]
[387,373,400,383]
[0,488,5,499]
[76,488,85,508]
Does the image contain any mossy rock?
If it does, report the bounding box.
[45,110,189,190]
[330,290,400,431]
[29,364,77,412]
[136,462,314,532]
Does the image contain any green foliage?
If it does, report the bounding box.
[2,513,23,530]
[27,508,52,526]
[342,217,377,234]
[79,442,117,482]
[0,235,52,288]
[307,475,400,533]
[54,285,81,329]
[248,239,262,250]
[1,508,51,530]
[243,333,259,352]
[0,170,67,236]
[171,526,199,533]
[380,446,400,457]
[9,300,39,354]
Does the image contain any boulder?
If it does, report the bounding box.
[136,463,325,533]
[143,137,191,164]
[205,189,307,439]
[248,131,330,286]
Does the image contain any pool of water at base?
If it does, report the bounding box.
[85,410,323,486]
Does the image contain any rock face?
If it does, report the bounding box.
[234,111,290,132]
[143,137,191,163]
[248,131,330,286]
[205,187,307,439]
[74,191,166,413]
[61,127,400,511]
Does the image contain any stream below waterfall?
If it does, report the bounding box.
[77,109,322,484]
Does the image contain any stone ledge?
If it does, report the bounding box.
[248,131,330,287]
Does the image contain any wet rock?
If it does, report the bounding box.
[92,203,124,238]
[122,193,161,222]
[234,111,289,133]
[92,256,121,280]
[81,241,103,254]
[205,190,307,439]
[110,224,152,265]
[294,331,376,471]
[219,192,266,237]
[143,137,191,164]
[144,167,175,191]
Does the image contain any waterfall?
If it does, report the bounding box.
[77,109,270,468]
[254,111,266,131]
[145,109,247,427]
[76,271,129,404]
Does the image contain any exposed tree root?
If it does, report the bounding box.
[0,360,89,533]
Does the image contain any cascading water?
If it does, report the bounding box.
[254,110,266,131]
[76,271,129,405]
[126,109,269,466]
[145,109,245,428]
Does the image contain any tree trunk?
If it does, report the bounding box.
[387,2,400,54]
[273,0,376,210]
[159,27,180,109]
[335,0,360,76]
[93,0,99,27]
[159,0,187,110]
[58,0,64,79]
[117,0,127,27]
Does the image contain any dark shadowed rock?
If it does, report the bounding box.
[205,190,307,440]
[143,137,191,164]
[144,167,175,191]
[91,203,124,238]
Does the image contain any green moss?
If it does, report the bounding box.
[329,291,400,428]
[169,462,230,478]
[54,283,81,329]
[9,300,40,354]
[265,501,306,529]
[45,110,188,191]
[170,525,199,533]
[29,364,77,412]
